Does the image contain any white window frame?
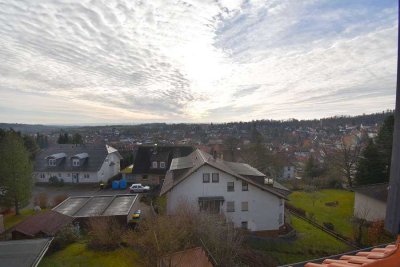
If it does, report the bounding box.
[72,159,80,167]
[48,159,56,166]
[160,161,166,168]
[152,161,158,168]
[226,201,235,212]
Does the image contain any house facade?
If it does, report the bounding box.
[131,145,194,185]
[353,183,388,222]
[282,165,296,179]
[160,149,290,234]
[33,144,122,184]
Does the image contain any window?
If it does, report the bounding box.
[241,201,248,211]
[203,173,210,183]
[280,199,283,206]
[152,161,158,168]
[199,199,222,213]
[227,182,234,192]
[142,175,148,180]
[48,159,56,166]
[72,159,80,166]
[279,213,283,224]
[212,173,219,183]
[160,161,166,168]
[226,201,235,212]
[242,181,248,191]
[84,174,90,179]
[241,221,248,229]
[40,173,45,179]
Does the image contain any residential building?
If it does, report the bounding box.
[353,183,388,222]
[33,144,122,184]
[282,165,296,179]
[131,145,194,185]
[160,149,290,235]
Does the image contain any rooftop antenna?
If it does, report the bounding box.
[385,0,400,235]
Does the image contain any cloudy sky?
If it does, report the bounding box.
[0,0,397,124]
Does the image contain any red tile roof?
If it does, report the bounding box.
[304,237,400,267]
[12,210,74,237]
[160,247,214,267]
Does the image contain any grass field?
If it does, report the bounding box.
[39,242,143,267]
[250,216,353,265]
[289,189,355,238]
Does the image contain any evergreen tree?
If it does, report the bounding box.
[72,133,83,144]
[23,135,39,160]
[355,140,386,185]
[0,132,33,215]
[375,115,394,180]
[304,155,319,179]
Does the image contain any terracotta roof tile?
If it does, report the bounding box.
[304,240,400,267]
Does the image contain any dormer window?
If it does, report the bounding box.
[72,159,80,167]
[160,162,166,168]
[152,161,157,168]
[48,159,56,166]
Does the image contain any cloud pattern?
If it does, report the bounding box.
[0,0,397,124]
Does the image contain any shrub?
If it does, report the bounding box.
[50,224,80,252]
[49,176,64,187]
[34,192,48,209]
[87,217,126,250]
[127,201,244,267]
[52,194,68,207]
[367,220,385,246]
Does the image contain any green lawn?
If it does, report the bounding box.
[4,209,40,230]
[289,189,355,238]
[250,216,353,265]
[39,242,143,267]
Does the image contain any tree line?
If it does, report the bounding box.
[302,114,395,187]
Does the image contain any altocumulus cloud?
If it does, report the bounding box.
[0,0,397,124]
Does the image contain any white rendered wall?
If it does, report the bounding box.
[354,192,387,222]
[166,165,284,231]
[97,153,121,182]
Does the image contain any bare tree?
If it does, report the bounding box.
[325,137,361,188]
[127,201,247,267]
[353,204,371,247]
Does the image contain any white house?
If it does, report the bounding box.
[282,165,296,179]
[33,144,122,184]
[160,149,290,234]
[353,183,388,222]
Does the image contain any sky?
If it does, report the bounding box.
[0,0,398,125]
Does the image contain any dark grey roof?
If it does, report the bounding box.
[132,145,195,175]
[353,183,389,203]
[53,194,138,217]
[34,144,121,172]
[160,149,290,199]
[0,238,52,267]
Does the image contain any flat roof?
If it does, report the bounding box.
[53,194,138,217]
[0,238,52,267]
